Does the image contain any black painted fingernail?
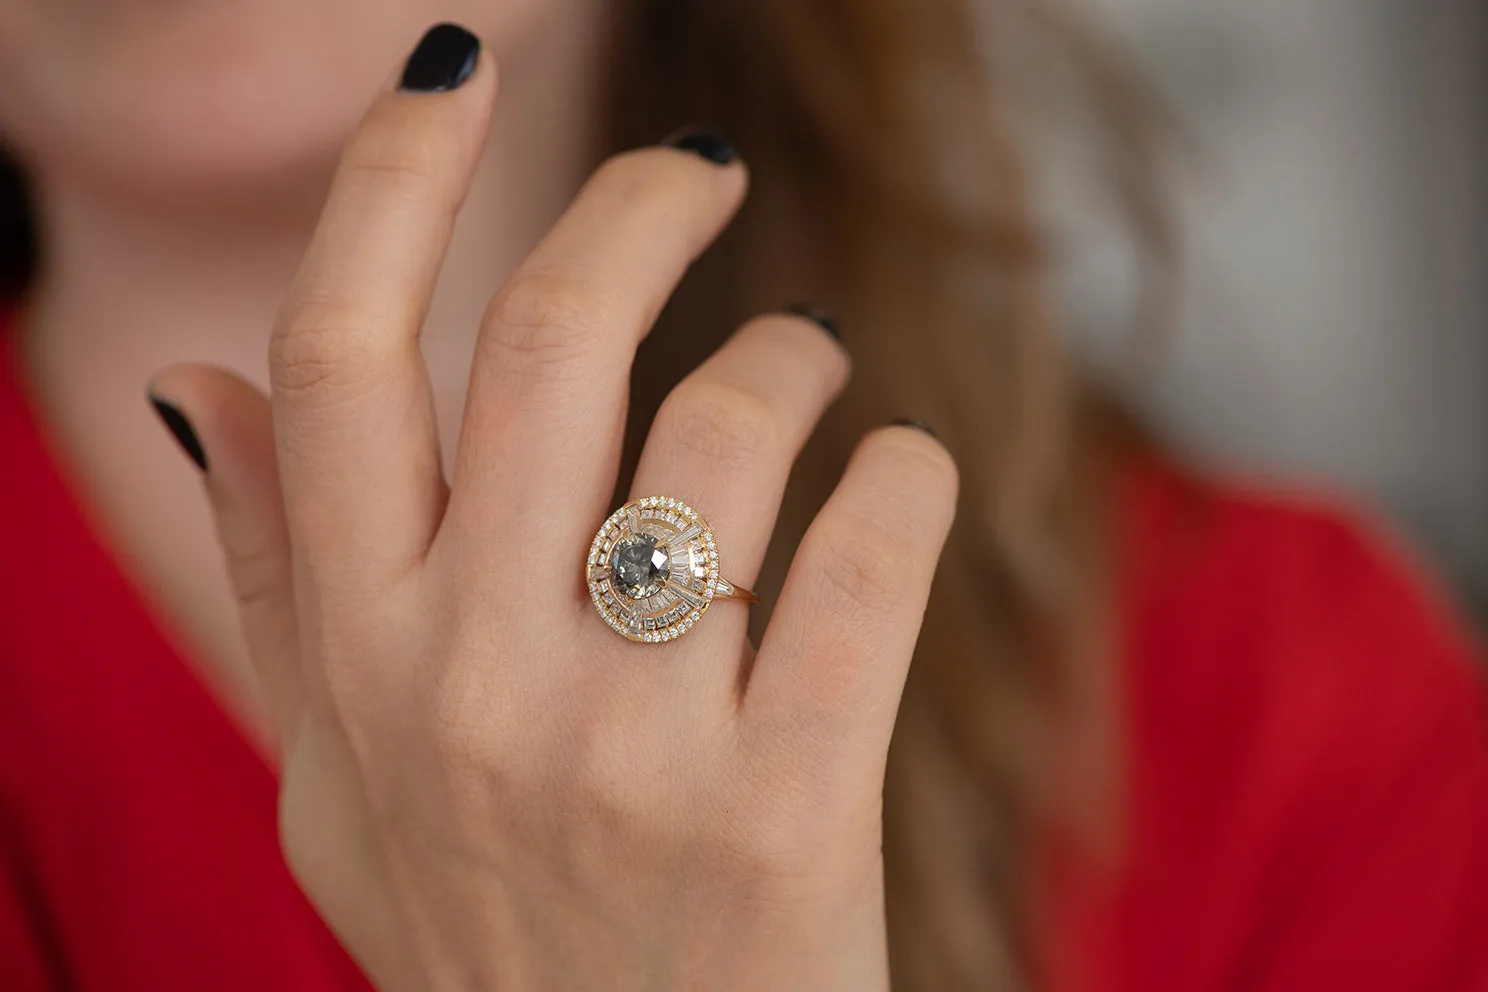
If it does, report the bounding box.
[666,129,737,166]
[400,23,480,93]
[149,395,207,471]
[890,418,938,439]
[787,303,840,340]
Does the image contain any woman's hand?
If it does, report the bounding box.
[149,24,957,992]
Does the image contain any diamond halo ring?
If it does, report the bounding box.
[586,496,758,643]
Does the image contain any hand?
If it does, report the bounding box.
[149,25,957,992]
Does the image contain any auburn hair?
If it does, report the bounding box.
[601,1,1168,987]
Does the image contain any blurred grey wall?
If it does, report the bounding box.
[1059,0,1488,615]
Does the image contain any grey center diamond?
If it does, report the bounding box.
[610,533,670,599]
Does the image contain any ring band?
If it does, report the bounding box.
[586,496,756,643]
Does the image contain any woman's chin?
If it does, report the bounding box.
[3,0,417,211]
[74,71,371,211]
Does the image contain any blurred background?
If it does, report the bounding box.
[1054,0,1488,619]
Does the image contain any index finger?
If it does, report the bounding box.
[270,23,495,583]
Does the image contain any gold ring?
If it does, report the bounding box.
[586,496,758,643]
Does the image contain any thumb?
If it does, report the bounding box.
[147,363,303,752]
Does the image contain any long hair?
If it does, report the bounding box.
[601,1,1168,987]
[0,1,1167,986]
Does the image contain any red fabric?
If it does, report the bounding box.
[0,331,370,989]
[1068,461,1488,991]
[2,315,1486,990]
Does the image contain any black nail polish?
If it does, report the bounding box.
[400,23,480,93]
[787,303,840,340]
[149,395,207,472]
[890,418,938,439]
[666,129,738,166]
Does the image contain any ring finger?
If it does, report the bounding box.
[625,309,849,642]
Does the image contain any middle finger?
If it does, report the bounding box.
[447,134,747,541]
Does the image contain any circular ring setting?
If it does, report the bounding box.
[586,496,754,643]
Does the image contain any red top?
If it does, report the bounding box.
[2,317,1486,991]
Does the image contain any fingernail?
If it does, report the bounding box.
[149,395,207,472]
[787,303,840,340]
[666,129,738,166]
[400,23,481,93]
[890,418,938,439]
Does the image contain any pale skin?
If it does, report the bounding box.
[5,10,957,991]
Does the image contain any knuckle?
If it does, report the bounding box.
[865,432,961,531]
[588,147,656,195]
[657,381,779,470]
[811,512,917,615]
[876,428,959,491]
[583,148,712,233]
[340,104,446,194]
[338,154,442,206]
[270,300,387,403]
[482,270,610,373]
[221,536,288,616]
[741,313,849,380]
[588,148,681,208]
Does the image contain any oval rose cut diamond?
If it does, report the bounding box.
[610,533,671,599]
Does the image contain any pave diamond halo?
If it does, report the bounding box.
[586,496,753,643]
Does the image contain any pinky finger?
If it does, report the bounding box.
[744,422,958,767]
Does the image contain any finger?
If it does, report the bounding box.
[447,134,747,547]
[627,310,847,621]
[148,364,303,752]
[744,423,958,768]
[270,24,494,579]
